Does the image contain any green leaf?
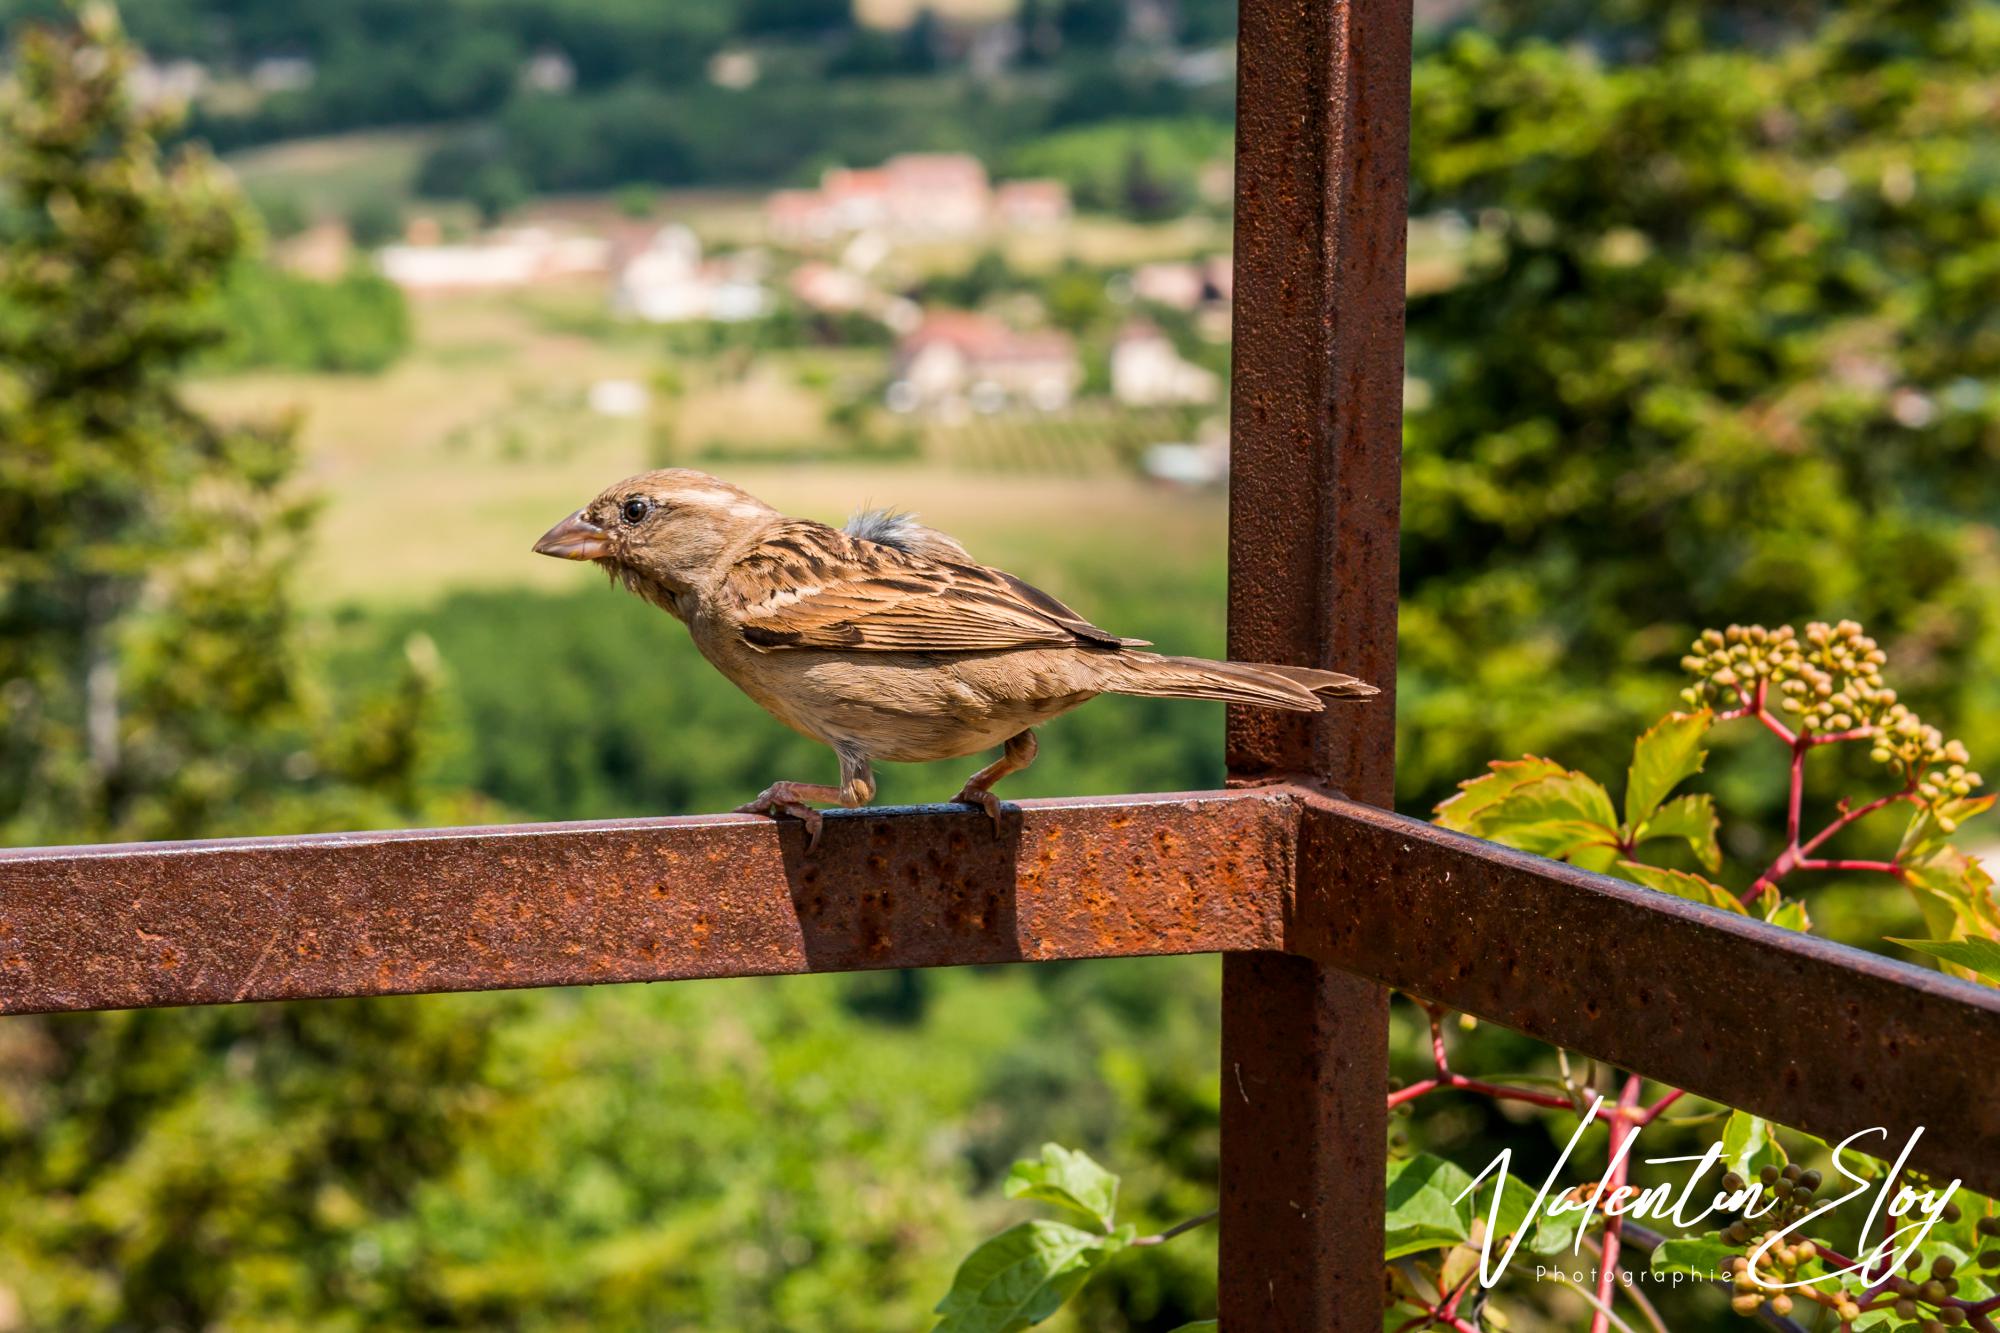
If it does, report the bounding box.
[1528,1201,1588,1256]
[1384,1154,1475,1258]
[934,1220,1121,1333]
[1491,769,1620,832]
[1888,937,2000,984]
[1484,1170,1542,1246]
[1634,793,1721,872]
[1650,1232,1737,1279]
[1762,895,1812,933]
[1721,1111,1786,1178]
[1464,770,1623,864]
[1625,710,1713,827]
[1618,861,1748,915]
[1004,1143,1120,1231]
[1903,845,1995,908]
[1898,794,1996,861]
[1435,756,1568,831]
[1165,1324,1218,1332]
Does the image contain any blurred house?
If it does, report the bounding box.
[1142,439,1230,487]
[767,155,1069,243]
[1129,256,1232,311]
[994,180,1072,230]
[276,220,354,281]
[790,262,919,333]
[519,48,576,94]
[131,58,209,110]
[612,224,769,323]
[588,379,650,418]
[789,262,872,314]
[377,226,608,293]
[249,56,316,93]
[882,153,991,235]
[707,49,760,89]
[1110,322,1220,406]
[888,312,1078,413]
[766,190,839,245]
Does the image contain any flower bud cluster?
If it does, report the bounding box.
[1680,622,1980,815]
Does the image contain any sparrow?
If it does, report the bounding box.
[533,469,1376,846]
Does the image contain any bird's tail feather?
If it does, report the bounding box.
[1103,654,1377,712]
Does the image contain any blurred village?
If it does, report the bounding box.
[260,145,1236,488]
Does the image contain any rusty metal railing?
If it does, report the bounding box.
[3,0,1999,1328]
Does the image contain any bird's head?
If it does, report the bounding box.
[533,469,779,609]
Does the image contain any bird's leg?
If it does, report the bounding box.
[736,748,875,851]
[952,730,1037,832]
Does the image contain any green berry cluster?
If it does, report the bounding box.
[1878,1244,1977,1332]
[1718,1164,1839,1319]
[1680,622,1981,814]
[1719,1174,2000,1331]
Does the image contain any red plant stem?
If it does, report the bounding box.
[1428,1003,1451,1068]
[1739,701,1917,902]
[1440,1272,1474,1318]
[1388,1073,1576,1113]
[1812,1240,1996,1321]
[1590,1074,1644,1333]
[1635,1087,1685,1124]
[1785,741,1806,847]
[1798,786,1916,858]
[1390,1004,1583,1112]
[1395,1299,1482,1333]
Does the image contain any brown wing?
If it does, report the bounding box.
[723,520,1147,653]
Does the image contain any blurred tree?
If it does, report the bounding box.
[0,10,502,1328]
[206,263,412,374]
[345,191,405,249]
[467,160,529,227]
[0,1,437,843]
[1398,0,2000,830]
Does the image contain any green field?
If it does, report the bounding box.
[226,128,445,219]
[191,282,1228,610]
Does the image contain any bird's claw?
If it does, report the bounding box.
[736,790,826,851]
[953,786,1008,837]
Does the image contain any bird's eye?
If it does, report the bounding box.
[620,498,652,525]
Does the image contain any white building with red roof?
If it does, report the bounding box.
[766,154,1070,244]
[889,312,1079,413]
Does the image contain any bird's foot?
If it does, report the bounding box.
[952,785,1008,837]
[736,785,827,851]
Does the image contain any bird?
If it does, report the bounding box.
[533,469,1376,846]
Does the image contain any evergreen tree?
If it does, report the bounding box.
[0,12,502,1327]
[0,1,434,843]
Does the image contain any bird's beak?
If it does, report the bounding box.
[533,510,615,561]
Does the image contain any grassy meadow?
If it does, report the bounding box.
[191,275,1230,615]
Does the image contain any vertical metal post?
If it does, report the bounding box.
[1221,0,1411,1323]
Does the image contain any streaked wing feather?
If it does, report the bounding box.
[726,520,1147,653]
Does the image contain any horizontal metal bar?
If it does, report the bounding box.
[7,786,1995,1192]
[1293,792,2000,1196]
[0,791,1294,1015]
